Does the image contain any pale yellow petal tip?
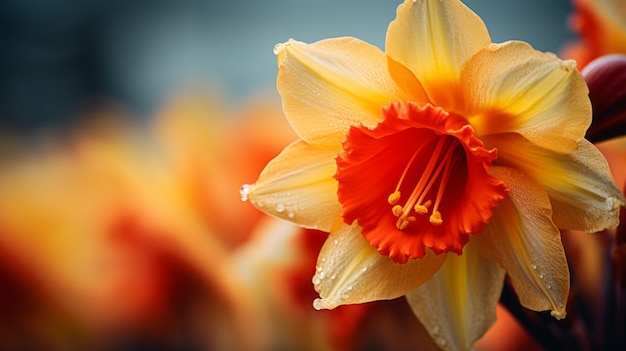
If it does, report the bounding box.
[273,38,300,55]
[312,297,336,310]
[550,310,566,320]
[562,59,578,71]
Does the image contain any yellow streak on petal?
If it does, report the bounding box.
[486,134,625,232]
[406,240,505,351]
[386,0,491,109]
[462,41,591,153]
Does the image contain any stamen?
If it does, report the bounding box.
[387,136,460,230]
[429,211,443,226]
[429,147,461,226]
[392,205,404,217]
[396,216,416,230]
[387,191,401,205]
[414,199,432,214]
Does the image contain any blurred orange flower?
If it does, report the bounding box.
[0,90,342,350]
[562,0,626,68]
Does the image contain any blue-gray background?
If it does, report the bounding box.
[0,0,575,130]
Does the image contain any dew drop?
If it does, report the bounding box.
[276,202,285,213]
[312,275,321,285]
[239,184,252,202]
[273,42,286,55]
[531,263,537,270]
[432,326,440,336]
[318,271,325,279]
[287,210,295,218]
[539,274,544,279]
[361,267,367,273]
[316,266,323,273]
[546,284,552,289]
[340,292,350,300]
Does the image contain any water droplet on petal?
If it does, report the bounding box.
[531,263,537,270]
[239,184,252,201]
[274,42,286,55]
[276,202,285,213]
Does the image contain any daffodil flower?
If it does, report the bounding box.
[243,0,625,349]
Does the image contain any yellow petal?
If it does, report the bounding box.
[276,37,421,144]
[487,134,625,232]
[312,220,446,310]
[385,0,491,108]
[248,139,342,231]
[544,140,625,232]
[406,240,505,351]
[463,41,591,153]
[478,166,569,319]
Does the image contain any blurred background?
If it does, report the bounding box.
[0,1,591,351]
[0,0,574,130]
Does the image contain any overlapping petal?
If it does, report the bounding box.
[276,37,426,144]
[477,166,569,318]
[462,41,591,153]
[406,240,505,351]
[385,0,490,108]
[486,134,625,232]
[312,221,446,310]
[249,140,342,231]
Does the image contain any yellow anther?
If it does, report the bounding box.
[387,191,401,205]
[396,216,416,230]
[429,211,443,226]
[392,205,404,217]
[414,204,428,214]
[414,199,432,214]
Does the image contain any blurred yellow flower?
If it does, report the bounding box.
[245,0,625,349]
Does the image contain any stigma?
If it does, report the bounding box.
[387,135,460,230]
